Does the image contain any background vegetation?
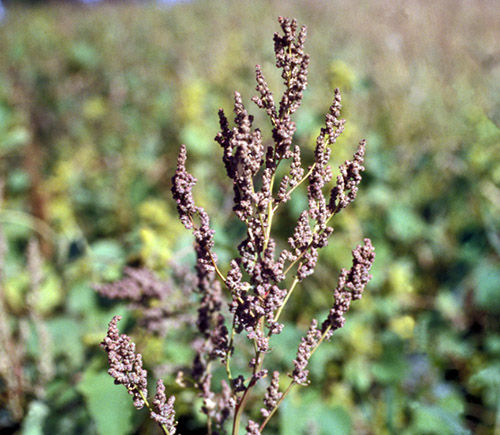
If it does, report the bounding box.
[0,1,499,434]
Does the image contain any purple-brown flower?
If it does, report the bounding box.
[292,319,322,385]
[261,371,282,418]
[322,238,375,339]
[151,380,178,433]
[101,15,375,434]
[101,316,148,409]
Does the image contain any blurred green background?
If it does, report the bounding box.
[0,0,499,434]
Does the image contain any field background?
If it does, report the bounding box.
[0,0,499,434]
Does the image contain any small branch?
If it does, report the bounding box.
[273,277,299,324]
[310,325,332,359]
[136,388,170,435]
[225,321,236,382]
[283,206,340,276]
[259,380,295,432]
[188,214,227,285]
[272,163,316,214]
[209,250,227,285]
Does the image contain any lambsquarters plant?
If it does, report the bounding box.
[100,17,375,435]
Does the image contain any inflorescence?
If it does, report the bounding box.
[101,16,375,435]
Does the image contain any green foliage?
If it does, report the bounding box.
[22,401,49,435]
[0,0,498,433]
[78,369,135,435]
[280,389,351,435]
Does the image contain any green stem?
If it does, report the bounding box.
[232,352,263,435]
[273,277,299,324]
[225,322,236,381]
[209,250,227,285]
[272,163,316,214]
[263,174,276,252]
[137,388,170,435]
[259,380,295,432]
[258,326,333,432]
[232,316,266,435]
[310,325,332,359]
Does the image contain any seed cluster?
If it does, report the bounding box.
[102,16,375,435]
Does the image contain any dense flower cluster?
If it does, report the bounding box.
[245,420,261,435]
[261,371,282,418]
[151,380,177,434]
[101,316,178,435]
[291,320,322,385]
[101,316,148,409]
[102,16,374,434]
[322,238,375,339]
[95,266,194,336]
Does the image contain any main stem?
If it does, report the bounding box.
[232,348,264,435]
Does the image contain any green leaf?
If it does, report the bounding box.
[344,357,371,392]
[280,389,351,435]
[22,401,49,435]
[180,123,211,156]
[410,402,470,435]
[473,261,500,313]
[78,370,135,435]
[371,333,408,384]
[67,282,97,316]
[90,239,126,279]
[46,318,84,369]
[469,364,500,408]
[387,204,426,242]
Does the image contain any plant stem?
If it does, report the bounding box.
[273,276,299,324]
[259,380,295,432]
[258,325,333,431]
[136,388,170,435]
[225,322,236,381]
[272,163,316,213]
[232,353,262,435]
[209,250,227,285]
[310,325,332,359]
[232,317,266,435]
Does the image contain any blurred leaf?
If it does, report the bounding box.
[83,96,107,120]
[90,240,126,279]
[78,370,135,435]
[329,59,356,91]
[69,42,100,70]
[469,364,500,408]
[179,123,212,156]
[473,261,500,313]
[371,333,408,384]
[485,334,500,356]
[7,168,30,193]
[389,315,415,340]
[46,317,84,369]
[67,282,97,316]
[22,401,49,435]
[270,322,304,365]
[280,389,351,435]
[344,357,371,392]
[387,204,426,242]
[410,402,470,435]
[37,271,63,315]
[0,126,30,151]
